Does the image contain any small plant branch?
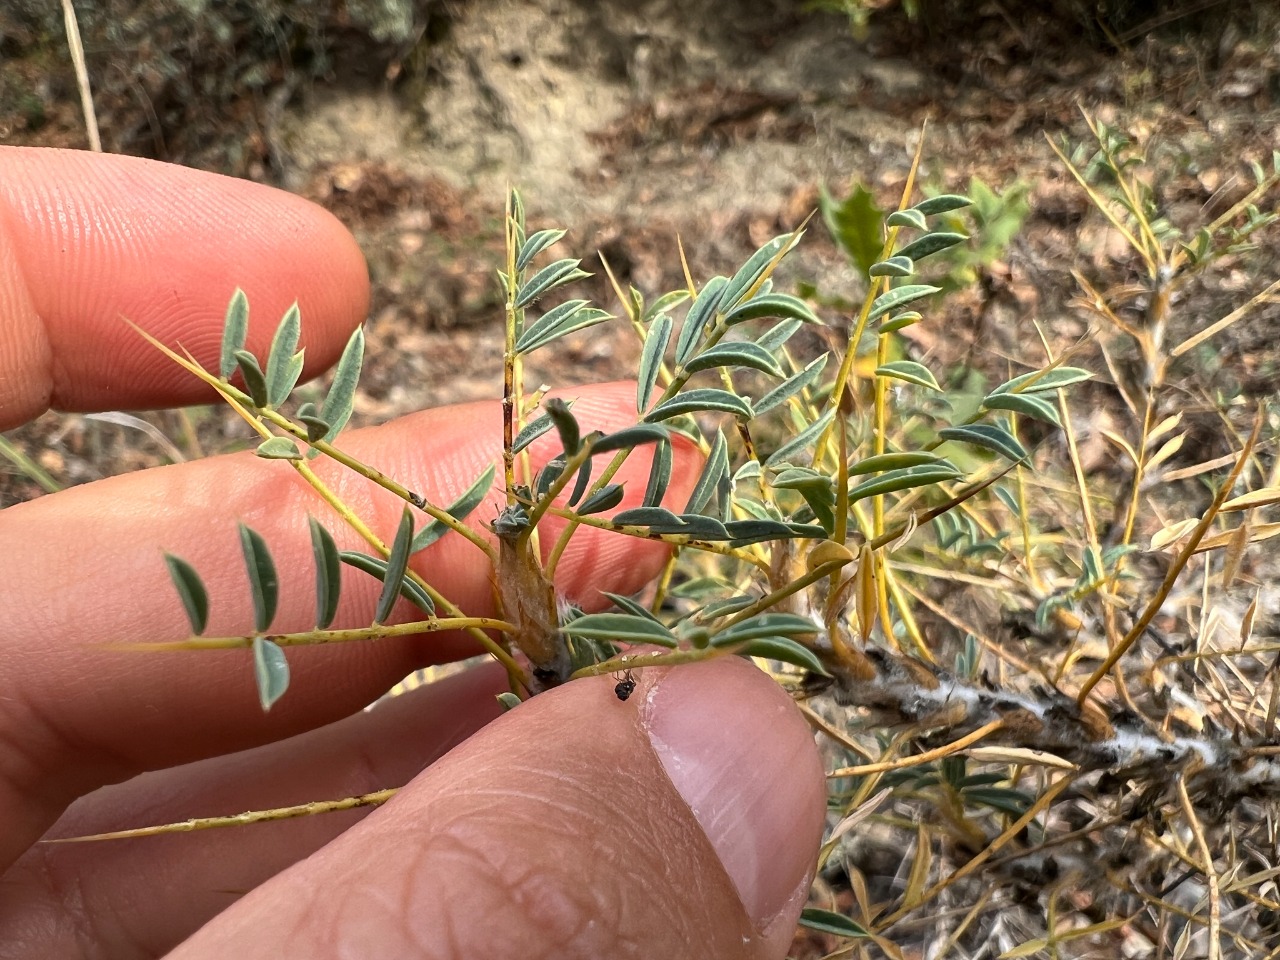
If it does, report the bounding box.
[111,617,518,651]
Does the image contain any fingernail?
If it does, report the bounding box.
[642,660,825,933]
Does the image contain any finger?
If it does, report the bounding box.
[0,147,368,428]
[0,381,700,869]
[0,664,508,959]
[172,658,827,960]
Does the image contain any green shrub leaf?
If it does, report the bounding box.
[988,366,1093,395]
[643,439,672,507]
[515,228,567,271]
[252,636,290,712]
[517,299,612,354]
[637,313,673,412]
[339,551,435,615]
[512,412,556,455]
[848,451,946,476]
[544,397,581,456]
[592,423,670,454]
[886,208,928,230]
[875,360,941,391]
[375,506,415,624]
[219,288,249,380]
[684,341,785,378]
[684,428,728,515]
[308,517,342,630]
[820,181,883,277]
[264,302,302,407]
[913,193,973,216]
[938,423,1029,462]
[880,310,923,333]
[256,436,303,460]
[233,349,269,408]
[675,276,729,366]
[798,907,868,938]
[868,255,914,277]
[755,354,828,415]
[317,325,365,448]
[562,612,677,647]
[982,392,1062,426]
[721,233,793,311]
[723,292,820,327]
[164,554,208,635]
[238,523,278,633]
[895,231,968,262]
[867,284,941,322]
[412,463,496,553]
[848,464,962,503]
[643,388,752,423]
[764,409,835,466]
[578,483,625,515]
[515,259,590,308]
[713,612,819,644]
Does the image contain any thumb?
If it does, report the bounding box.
[170,657,826,959]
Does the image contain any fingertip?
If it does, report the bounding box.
[0,147,369,424]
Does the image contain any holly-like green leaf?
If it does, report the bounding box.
[876,360,941,391]
[684,341,785,378]
[820,181,884,277]
[643,388,752,423]
[164,554,208,635]
[219,288,249,380]
[308,516,342,629]
[562,612,678,647]
[515,228,567,271]
[723,293,820,327]
[637,313,673,412]
[755,354,828,415]
[515,259,590,308]
[339,552,435,615]
[411,463,496,553]
[675,276,729,367]
[256,436,303,460]
[252,636,290,712]
[375,506,415,624]
[895,231,968,262]
[265,302,302,407]
[982,392,1062,426]
[867,284,941,322]
[938,423,1029,462]
[913,193,973,216]
[238,523,278,633]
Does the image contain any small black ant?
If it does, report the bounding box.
[613,668,636,702]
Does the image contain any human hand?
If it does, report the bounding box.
[0,148,825,959]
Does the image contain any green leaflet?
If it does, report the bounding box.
[895,231,968,262]
[643,439,672,507]
[516,299,612,354]
[233,350,269,407]
[375,506,415,624]
[219,288,249,380]
[798,908,868,938]
[643,388,752,423]
[867,284,941,322]
[847,464,961,504]
[164,553,208,635]
[675,276,729,367]
[755,354,828,415]
[561,612,677,647]
[723,293,820,327]
[764,409,835,467]
[577,483,625,515]
[721,232,795,312]
[308,516,342,630]
[316,325,364,451]
[938,423,1029,462]
[515,228,567,271]
[988,366,1093,395]
[515,259,591,308]
[252,636,290,712]
[847,451,945,476]
[885,208,927,231]
[684,340,785,378]
[256,436,302,460]
[592,423,669,454]
[875,360,941,391]
[982,392,1062,426]
[411,463,496,553]
[684,428,729,516]
[913,193,973,216]
[637,313,673,412]
[868,255,913,277]
[339,552,435,616]
[264,302,303,407]
[238,523,279,633]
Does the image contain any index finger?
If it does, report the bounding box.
[0,147,369,429]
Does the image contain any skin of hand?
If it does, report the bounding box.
[0,148,826,959]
